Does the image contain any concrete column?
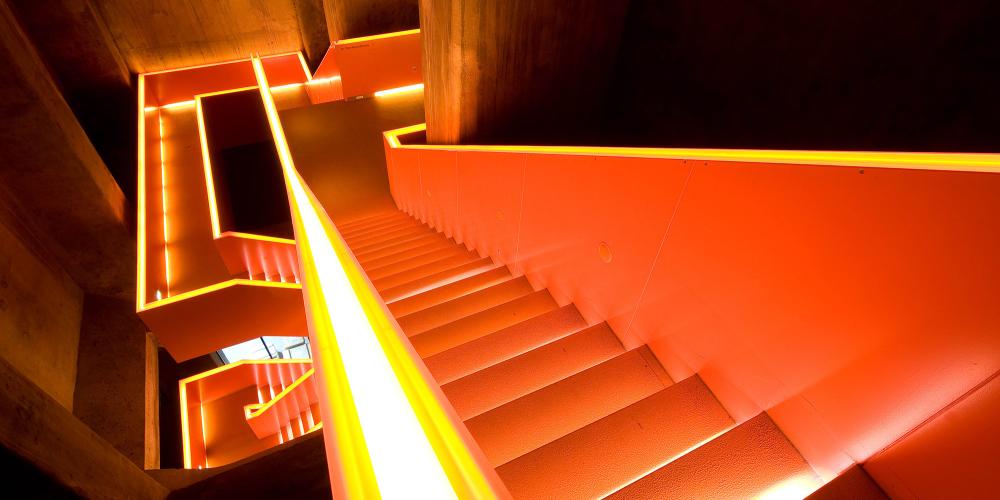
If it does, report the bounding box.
[419,0,629,144]
[323,0,418,41]
[73,294,160,469]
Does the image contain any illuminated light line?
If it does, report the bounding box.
[179,381,191,468]
[270,82,305,92]
[253,56,502,499]
[373,83,424,98]
[297,52,312,81]
[245,369,315,419]
[142,52,303,76]
[140,279,300,311]
[383,123,1000,172]
[161,99,196,110]
[158,115,171,296]
[136,75,147,310]
[306,75,341,85]
[219,232,295,245]
[199,404,210,468]
[336,28,420,46]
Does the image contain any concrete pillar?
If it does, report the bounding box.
[73,294,160,469]
[323,0,418,41]
[419,0,630,144]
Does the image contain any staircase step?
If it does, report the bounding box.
[605,413,817,499]
[445,323,632,421]
[346,224,432,251]
[389,267,513,317]
[496,376,733,500]
[396,276,534,336]
[359,237,454,269]
[424,305,588,385]
[354,233,449,263]
[348,226,431,253]
[462,347,672,465]
[366,246,475,281]
[339,216,414,240]
[336,212,406,233]
[410,290,559,357]
[372,252,485,291]
[379,258,497,303]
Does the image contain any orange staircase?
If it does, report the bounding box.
[337,209,821,499]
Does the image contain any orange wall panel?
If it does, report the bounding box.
[416,150,459,239]
[865,371,1000,499]
[385,141,1000,483]
[455,152,525,265]
[330,31,421,98]
[516,155,691,337]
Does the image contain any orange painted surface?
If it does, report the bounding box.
[864,371,1000,499]
[137,56,312,362]
[327,29,421,98]
[144,54,307,107]
[244,368,318,439]
[139,280,306,362]
[385,130,1000,484]
[180,360,320,468]
[214,233,298,281]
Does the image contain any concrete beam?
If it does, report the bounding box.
[0,356,168,498]
[74,294,160,469]
[0,1,135,300]
[293,0,331,69]
[323,0,418,41]
[420,0,629,144]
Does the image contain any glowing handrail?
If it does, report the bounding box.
[384,123,1000,173]
[251,56,505,499]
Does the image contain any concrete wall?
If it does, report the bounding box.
[0,191,83,411]
[74,294,159,469]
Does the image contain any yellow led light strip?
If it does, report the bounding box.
[374,83,424,98]
[244,368,315,420]
[252,56,502,499]
[384,124,1000,173]
[136,75,147,310]
[140,278,299,312]
[336,28,420,46]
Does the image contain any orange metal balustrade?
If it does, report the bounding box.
[179,359,321,469]
[382,123,1000,497]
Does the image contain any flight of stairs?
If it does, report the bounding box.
[336,209,820,499]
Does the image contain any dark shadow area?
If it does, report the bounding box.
[0,445,80,499]
[202,89,293,238]
[599,0,1000,152]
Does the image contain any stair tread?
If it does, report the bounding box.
[339,216,415,239]
[410,290,559,358]
[496,376,733,500]
[389,267,513,317]
[424,305,588,385]
[366,245,475,280]
[462,345,670,465]
[379,258,497,302]
[355,233,449,263]
[347,224,433,251]
[396,276,533,336]
[445,323,631,421]
[359,238,454,269]
[337,211,408,232]
[372,252,486,292]
[605,413,817,499]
